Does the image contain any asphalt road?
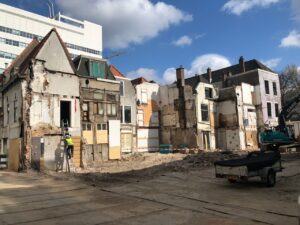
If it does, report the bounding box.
[0,155,299,225]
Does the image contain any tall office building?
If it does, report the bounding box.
[0,3,102,73]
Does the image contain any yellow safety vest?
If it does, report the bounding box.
[66,137,73,146]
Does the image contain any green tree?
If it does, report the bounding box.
[279,65,300,104]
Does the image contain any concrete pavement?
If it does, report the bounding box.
[0,155,299,225]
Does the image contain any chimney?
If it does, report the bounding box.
[4,63,8,69]
[176,65,185,87]
[207,67,212,83]
[239,56,245,73]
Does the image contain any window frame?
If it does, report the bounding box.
[274,103,279,117]
[264,80,270,95]
[272,82,277,96]
[124,105,132,124]
[267,102,272,118]
[201,104,209,122]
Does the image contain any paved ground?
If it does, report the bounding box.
[0,153,299,225]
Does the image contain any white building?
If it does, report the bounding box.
[0,3,102,73]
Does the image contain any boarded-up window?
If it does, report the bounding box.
[265,80,270,94]
[267,102,272,118]
[93,103,98,114]
[141,89,147,104]
[201,104,209,121]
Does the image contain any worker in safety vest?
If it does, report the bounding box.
[65,134,74,159]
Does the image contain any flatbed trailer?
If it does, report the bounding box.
[214,151,283,187]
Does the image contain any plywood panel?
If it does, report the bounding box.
[82,131,93,145]
[72,136,81,167]
[96,130,108,144]
[8,138,20,172]
[109,120,121,160]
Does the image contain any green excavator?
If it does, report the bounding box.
[259,93,300,151]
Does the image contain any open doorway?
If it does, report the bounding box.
[60,101,71,127]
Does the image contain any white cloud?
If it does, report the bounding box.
[127,68,161,82]
[56,0,192,49]
[280,30,300,48]
[162,54,231,84]
[172,35,192,47]
[162,67,178,84]
[222,0,280,16]
[188,54,231,76]
[261,58,281,69]
[128,54,231,85]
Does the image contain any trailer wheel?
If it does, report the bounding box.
[228,178,237,183]
[266,170,276,187]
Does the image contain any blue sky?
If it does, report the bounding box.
[1,0,300,83]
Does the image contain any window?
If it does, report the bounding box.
[89,61,105,78]
[267,102,272,118]
[275,103,279,117]
[265,80,270,94]
[120,81,124,96]
[82,123,92,131]
[98,102,104,115]
[107,103,117,116]
[82,102,89,121]
[205,87,213,98]
[273,82,277,96]
[141,89,147,104]
[97,123,107,130]
[124,106,131,123]
[201,104,209,121]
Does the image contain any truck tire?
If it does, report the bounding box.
[266,170,276,187]
[228,178,237,183]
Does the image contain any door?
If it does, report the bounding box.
[60,101,71,126]
[137,128,159,152]
[31,137,41,171]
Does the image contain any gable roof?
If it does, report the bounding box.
[184,59,274,91]
[131,77,149,86]
[109,65,125,78]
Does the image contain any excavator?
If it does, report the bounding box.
[260,93,300,151]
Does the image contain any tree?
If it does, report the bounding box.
[279,64,300,104]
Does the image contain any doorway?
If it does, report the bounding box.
[60,101,71,127]
[202,131,210,150]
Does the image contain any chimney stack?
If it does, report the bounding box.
[176,65,185,87]
[207,67,212,83]
[239,56,245,73]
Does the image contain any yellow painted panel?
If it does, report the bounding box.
[109,146,121,160]
[8,138,20,172]
[82,131,93,145]
[96,130,108,144]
